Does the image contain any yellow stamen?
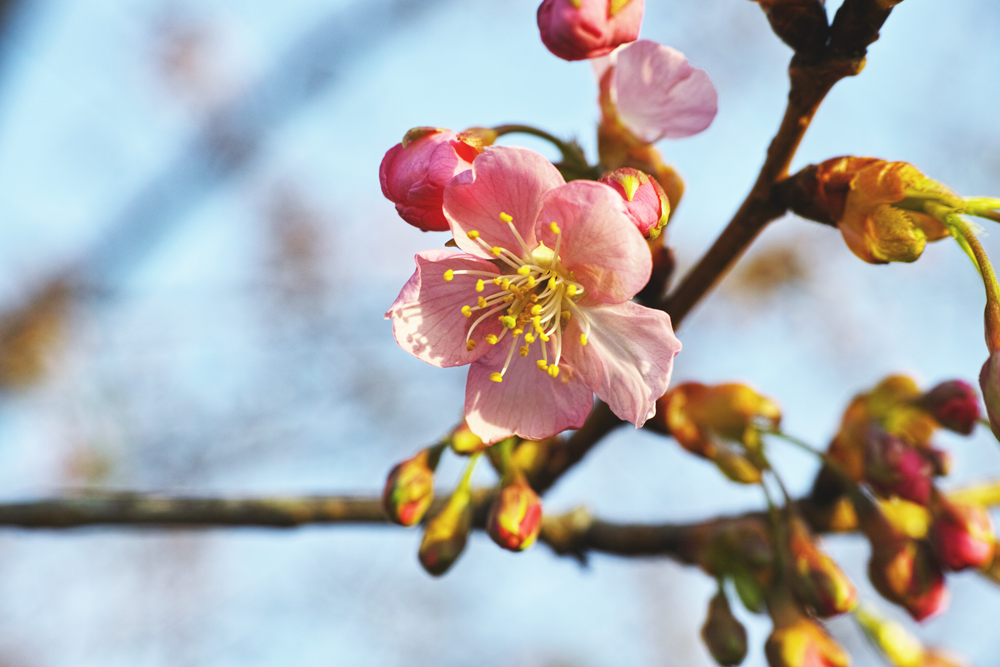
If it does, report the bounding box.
[561,310,571,322]
[478,296,488,308]
[476,279,485,292]
[513,328,523,336]
[499,212,513,223]
[461,305,472,317]
[524,333,536,343]
[566,285,578,297]
[549,221,561,234]
[492,277,503,286]
[500,315,517,329]
[466,340,477,351]
[467,230,480,239]
[519,346,529,357]
[580,334,588,346]
[530,304,542,316]
[486,334,498,345]
[492,246,503,256]
[517,266,531,276]
[525,276,536,289]
[443,269,454,281]
[547,277,557,291]
[536,360,548,371]
[501,279,511,290]
[547,365,560,378]
[490,372,503,383]
[540,333,550,342]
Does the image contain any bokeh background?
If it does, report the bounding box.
[0,0,998,665]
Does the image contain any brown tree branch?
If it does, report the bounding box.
[662,0,902,328]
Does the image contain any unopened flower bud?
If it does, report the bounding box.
[787,516,858,617]
[536,0,644,62]
[487,473,543,552]
[418,484,474,576]
[854,604,926,667]
[450,421,487,455]
[600,168,671,239]
[382,447,441,526]
[379,127,482,232]
[916,380,980,435]
[868,536,948,621]
[864,432,935,506]
[765,612,848,667]
[979,351,1000,441]
[750,0,830,56]
[701,590,748,666]
[930,498,995,571]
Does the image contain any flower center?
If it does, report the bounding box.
[443,213,592,382]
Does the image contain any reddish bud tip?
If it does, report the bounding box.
[788,518,858,618]
[765,617,849,667]
[418,486,473,576]
[599,167,671,239]
[379,127,479,232]
[930,499,995,571]
[864,432,935,506]
[382,449,437,527]
[868,537,949,622]
[536,0,644,62]
[917,380,980,436]
[487,476,543,552]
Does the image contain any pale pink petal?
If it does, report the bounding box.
[611,40,718,143]
[591,53,613,81]
[536,180,651,303]
[465,340,594,443]
[386,250,503,368]
[443,146,564,260]
[562,300,680,427]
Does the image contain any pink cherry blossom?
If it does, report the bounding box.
[536,0,644,62]
[387,146,681,443]
[379,127,480,232]
[595,40,718,144]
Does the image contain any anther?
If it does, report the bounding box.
[530,304,542,316]
[525,276,536,289]
[486,334,498,345]
[517,266,531,276]
[524,333,536,343]
[444,269,454,281]
[547,277,557,291]
[536,360,548,371]
[549,222,561,234]
[492,247,503,257]
[461,305,472,318]
[467,340,477,351]
[475,280,485,292]
[499,212,513,223]
[513,328,523,336]
[500,315,517,329]
[492,277,503,286]
[478,296,488,308]
[501,279,511,290]
[547,365,560,378]
[580,334,588,346]
[490,372,503,383]
[566,285,578,297]
[519,346,529,357]
[467,231,480,240]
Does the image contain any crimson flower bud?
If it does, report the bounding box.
[864,432,935,506]
[868,536,948,622]
[379,127,483,232]
[930,498,995,571]
[979,352,1000,441]
[418,484,474,576]
[382,447,440,526]
[599,168,671,239]
[765,612,848,667]
[916,381,980,435]
[536,0,644,62]
[701,590,748,666]
[787,517,858,618]
[487,474,543,552]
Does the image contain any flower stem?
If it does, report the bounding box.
[492,124,579,162]
[457,452,481,491]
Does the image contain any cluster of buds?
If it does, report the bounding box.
[811,375,994,620]
[652,382,781,484]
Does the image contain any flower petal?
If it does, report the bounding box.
[465,340,594,444]
[611,40,718,143]
[443,146,564,260]
[536,180,651,303]
[562,300,680,427]
[386,250,503,368]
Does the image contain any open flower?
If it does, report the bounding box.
[387,146,681,443]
